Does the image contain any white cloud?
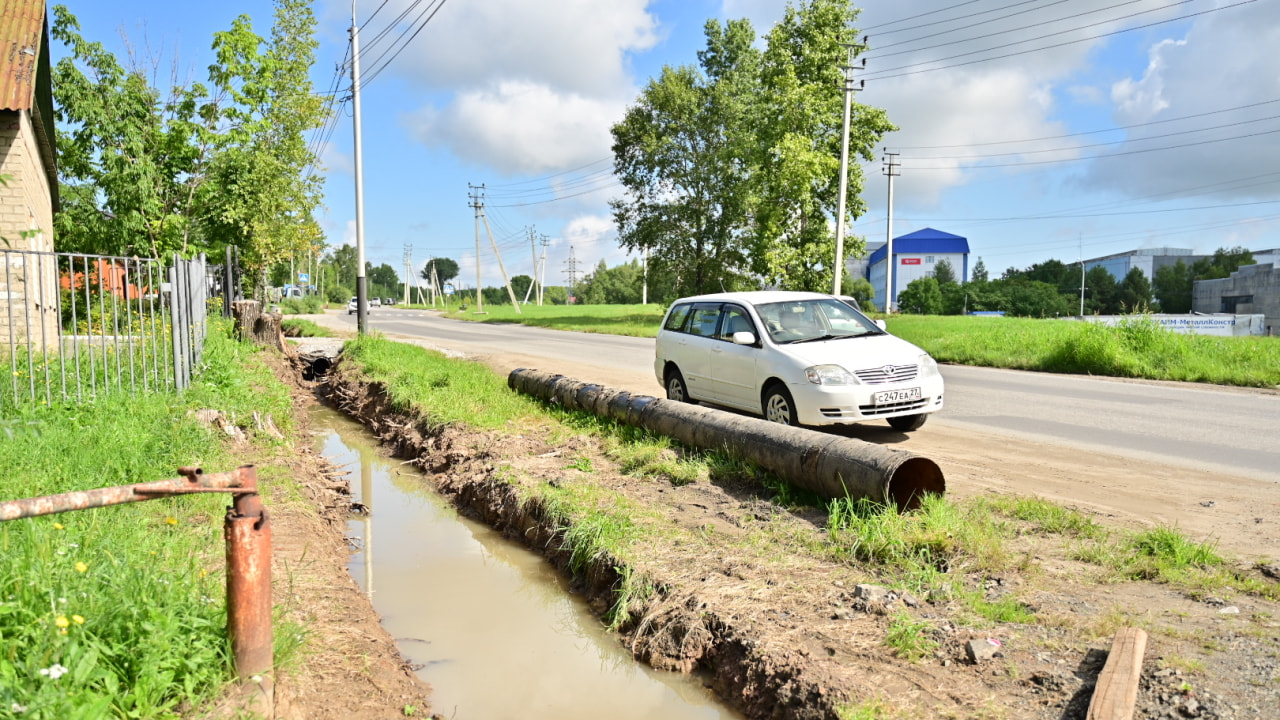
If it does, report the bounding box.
[403,81,624,175]
[1110,39,1183,123]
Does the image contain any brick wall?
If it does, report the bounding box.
[0,109,59,350]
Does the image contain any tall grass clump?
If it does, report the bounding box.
[278,295,324,315]
[0,318,292,717]
[341,333,546,429]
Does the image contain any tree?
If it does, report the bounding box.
[577,259,643,304]
[999,279,1073,318]
[611,19,760,296]
[1083,266,1118,315]
[204,0,327,295]
[51,6,220,257]
[366,263,399,296]
[1153,260,1192,313]
[1117,267,1153,312]
[750,0,893,290]
[971,257,988,282]
[844,276,876,309]
[421,257,459,285]
[897,277,943,315]
[932,258,958,286]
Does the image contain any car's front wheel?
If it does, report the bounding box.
[887,413,928,432]
[762,384,798,426]
[665,367,694,404]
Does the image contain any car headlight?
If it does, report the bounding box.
[918,354,940,378]
[804,364,859,385]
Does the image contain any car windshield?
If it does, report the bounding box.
[755,298,883,344]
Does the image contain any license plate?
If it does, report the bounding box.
[873,387,921,405]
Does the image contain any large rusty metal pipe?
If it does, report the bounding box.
[508,369,945,509]
[224,466,274,707]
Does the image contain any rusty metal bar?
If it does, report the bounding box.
[0,465,256,522]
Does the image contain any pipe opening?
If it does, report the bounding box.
[887,456,946,511]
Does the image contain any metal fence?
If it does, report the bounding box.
[0,249,216,408]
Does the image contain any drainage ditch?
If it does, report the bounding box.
[309,403,743,720]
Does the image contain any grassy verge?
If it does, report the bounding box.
[0,319,295,717]
[281,317,335,337]
[441,303,665,337]
[886,314,1280,387]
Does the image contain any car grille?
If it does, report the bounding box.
[854,364,919,384]
[857,398,930,416]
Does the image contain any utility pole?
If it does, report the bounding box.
[350,1,368,333]
[882,150,900,313]
[564,246,580,302]
[403,244,412,306]
[524,226,539,305]
[833,37,866,296]
[537,234,549,306]
[642,248,648,305]
[468,184,484,313]
[469,184,522,313]
[1079,234,1086,316]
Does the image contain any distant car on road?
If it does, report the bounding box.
[654,291,944,431]
[382,297,395,306]
[369,297,381,307]
[347,297,358,314]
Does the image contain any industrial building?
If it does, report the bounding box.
[1082,248,1209,282]
[864,228,970,311]
[1193,263,1279,336]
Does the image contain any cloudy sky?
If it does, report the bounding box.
[58,0,1280,290]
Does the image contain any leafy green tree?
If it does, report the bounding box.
[999,279,1074,318]
[971,257,988,282]
[51,6,220,257]
[1083,266,1118,314]
[366,263,399,297]
[932,258,958,286]
[1153,260,1192,313]
[204,0,327,294]
[611,19,760,296]
[326,243,359,289]
[897,277,943,315]
[1117,267,1153,312]
[510,274,534,301]
[750,0,892,290]
[844,276,876,309]
[421,257,460,285]
[577,259,644,304]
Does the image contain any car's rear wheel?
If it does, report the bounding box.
[665,367,694,404]
[887,413,928,432]
[763,384,798,426]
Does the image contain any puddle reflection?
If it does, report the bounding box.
[310,405,743,720]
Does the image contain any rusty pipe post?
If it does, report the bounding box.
[0,466,250,522]
[224,465,273,706]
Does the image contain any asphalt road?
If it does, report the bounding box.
[333,308,1280,484]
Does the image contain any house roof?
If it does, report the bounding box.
[0,0,45,111]
[867,228,970,265]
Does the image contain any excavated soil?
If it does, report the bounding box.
[297,350,1280,720]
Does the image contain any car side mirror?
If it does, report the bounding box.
[731,331,757,346]
[874,319,887,331]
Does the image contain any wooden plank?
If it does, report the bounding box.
[1086,627,1149,720]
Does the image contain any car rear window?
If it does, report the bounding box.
[686,305,722,338]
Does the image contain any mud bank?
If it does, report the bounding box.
[318,358,851,720]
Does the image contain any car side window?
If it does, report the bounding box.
[686,304,722,338]
[717,305,755,342]
[663,304,693,332]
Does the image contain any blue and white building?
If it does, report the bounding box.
[865,228,970,311]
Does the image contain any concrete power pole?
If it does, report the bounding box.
[882,150,901,313]
[469,185,523,313]
[523,226,539,305]
[468,184,484,312]
[833,38,865,296]
[350,1,368,334]
[538,234,549,306]
[403,244,412,306]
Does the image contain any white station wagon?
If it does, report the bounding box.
[654,291,944,431]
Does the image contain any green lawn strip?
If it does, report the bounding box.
[441,303,666,338]
[0,319,296,716]
[281,317,334,337]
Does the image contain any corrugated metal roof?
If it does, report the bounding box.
[867,228,971,265]
[0,0,45,111]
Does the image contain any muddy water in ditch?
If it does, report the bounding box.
[310,405,743,720]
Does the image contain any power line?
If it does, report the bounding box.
[862,0,1255,81]
[360,0,451,88]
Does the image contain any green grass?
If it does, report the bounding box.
[0,318,294,718]
[886,314,1280,387]
[278,296,324,315]
[340,333,548,429]
[281,318,334,337]
[443,303,666,337]
[884,612,939,661]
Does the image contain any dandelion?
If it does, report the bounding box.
[72,615,85,624]
[74,561,88,573]
[55,616,70,628]
[53,522,64,530]
[39,663,68,680]
[165,516,178,526]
